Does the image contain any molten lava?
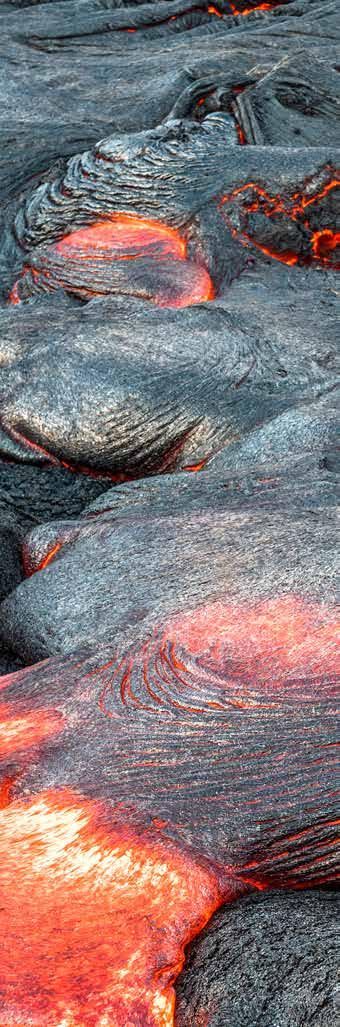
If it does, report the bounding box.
[229,1,285,13]
[168,595,340,685]
[311,230,340,264]
[0,593,337,1020]
[235,121,247,145]
[101,595,339,725]
[24,541,63,576]
[182,456,210,471]
[0,706,64,758]
[0,789,225,1026]
[56,215,187,261]
[10,213,214,309]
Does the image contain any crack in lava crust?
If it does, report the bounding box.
[220,178,340,267]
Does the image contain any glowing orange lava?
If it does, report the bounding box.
[56,214,187,261]
[167,596,340,684]
[10,213,215,309]
[118,5,224,31]
[311,229,340,263]
[24,541,63,576]
[229,1,284,13]
[182,456,210,471]
[0,789,225,1026]
[0,706,64,758]
[235,121,247,145]
[8,281,20,305]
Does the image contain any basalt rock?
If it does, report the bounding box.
[0,254,339,478]
[233,52,340,148]
[175,889,340,1026]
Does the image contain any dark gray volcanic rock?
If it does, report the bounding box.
[0,258,338,476]
[233,52,340,147]
[0,460,110,666]
[0,526,22,602]
[175,889,340,1026]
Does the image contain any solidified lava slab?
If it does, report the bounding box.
[175,890,340,1025]
[0,0,339,1024]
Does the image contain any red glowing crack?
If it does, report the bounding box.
[220,179,340,267]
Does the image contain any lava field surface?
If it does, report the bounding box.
[0,0,339,1024]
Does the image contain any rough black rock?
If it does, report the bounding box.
[175,889,340,1026]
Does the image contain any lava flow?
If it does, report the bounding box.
[101,595,339,723]
[55,215,187,261]
[9,213,214,308]
[0,705,64,758]
[0,788,226,1026]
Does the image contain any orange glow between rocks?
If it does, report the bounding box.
[0,789,224,1026]
[8,280,20,305]
[182,456,210,471]
[25,541,63,576]
[117,6,224,32]
[236,121,247,145]
[221,178,340,267]
[229,1,284,13]
[311,229,340,263]
[1,422,133,480]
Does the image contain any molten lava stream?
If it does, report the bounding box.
[55,215,187,261]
